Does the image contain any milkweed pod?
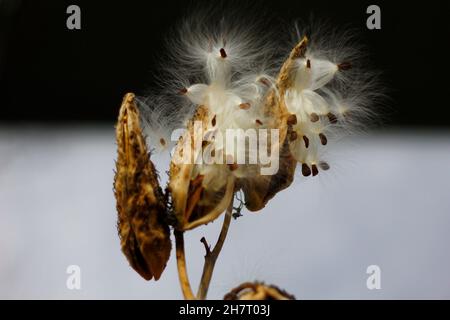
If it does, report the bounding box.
[239,38,308,211]
[114,93,171,280]
[224,281,296,300]
[169,105,236,231]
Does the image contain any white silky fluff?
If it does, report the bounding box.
[282,21,383,170]
[139,6,278,160]
[138,8,382,179]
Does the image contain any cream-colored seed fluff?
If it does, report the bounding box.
[138,11,380,189]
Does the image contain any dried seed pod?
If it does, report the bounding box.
[169,105,235,231]
[114,93,171,281]
[239,38,308,211]
[224,282,295,300]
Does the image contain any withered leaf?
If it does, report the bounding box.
[114,93,171,281]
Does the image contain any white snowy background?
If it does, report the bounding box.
[0,125,449,299]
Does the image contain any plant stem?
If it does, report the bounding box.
[197,199,234,299]
[174,230,196,300]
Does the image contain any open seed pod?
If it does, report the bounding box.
[114,93,171,280]
[168,38,310,228]
[165,25,363,227]
[224,282,295,300]
[238,38,309,211]
[169,105,236,231]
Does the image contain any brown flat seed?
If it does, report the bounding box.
[159,138,166,146]
[327,112,338,124]
[259,77,271,87]
[302,163,311,177]
[310,113,319,122]
[220,48,227,58]
[211,115,216,126]
[302,135,309,148]
[319,161,330,171]
[239,103,251,110]
[179,88,188,94]
[306,59,311,69]
[287,114,297,125]
[319,133,327,145]
[312,164,319,176]
[255,119,263,125]
[338,62,352,70]
[290,131,298,141]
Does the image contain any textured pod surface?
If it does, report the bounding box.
[224,282,296,300]
[239,38,308,211]
[114,93,171,280]
[169,105,235,231]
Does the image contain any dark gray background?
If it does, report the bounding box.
[1,0,449,126]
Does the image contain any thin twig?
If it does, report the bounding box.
[200,237,211,255]
[197,199,234,299]
[174,230,196,300]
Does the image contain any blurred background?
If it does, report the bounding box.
[0,0,449,299]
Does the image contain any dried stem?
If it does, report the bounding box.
[174,230,196,300]
[197,198,234,299]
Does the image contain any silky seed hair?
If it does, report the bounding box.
[283,20,382,176]
[138,7,381,180]
[138,5,279,156]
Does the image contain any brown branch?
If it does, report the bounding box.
[174,230,196,300]
[200,237,211,256]
[196,198,234,299]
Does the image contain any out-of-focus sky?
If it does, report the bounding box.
[1,127,449,299]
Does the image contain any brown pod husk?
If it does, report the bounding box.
[239,37,308,211]
[169,105,235,231]
[114,93,171,281]
[224,282,296,300]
